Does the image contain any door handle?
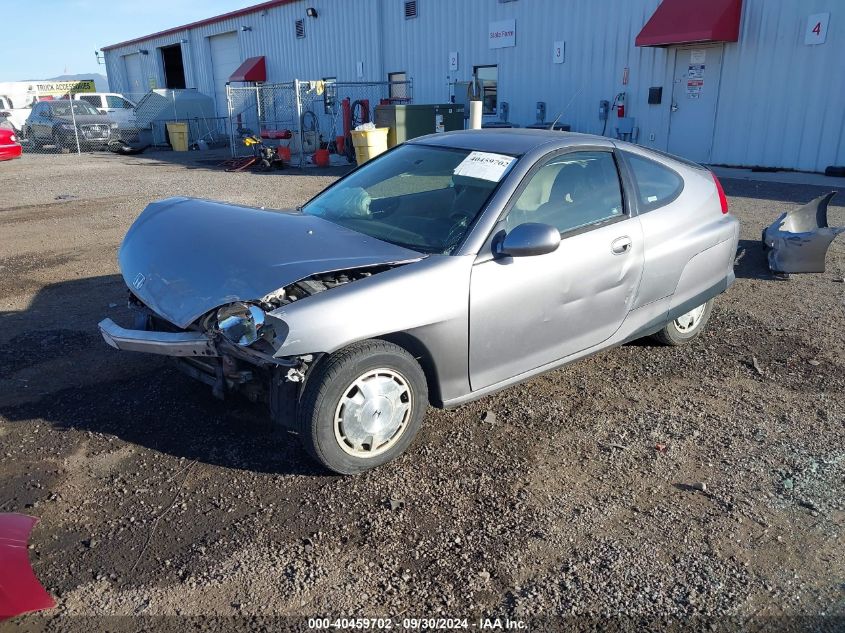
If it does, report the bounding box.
[611,236,632,255]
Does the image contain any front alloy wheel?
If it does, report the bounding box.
[298,340,427,474]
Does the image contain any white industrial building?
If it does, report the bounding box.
[102,0,844,172]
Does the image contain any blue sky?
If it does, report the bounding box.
[1,0,259,81]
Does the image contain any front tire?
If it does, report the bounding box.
[651,299,714,346]
[25,126,40,149]
[298,340,428,474]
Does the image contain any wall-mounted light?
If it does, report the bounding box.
[94,50,105,65]
[138,49,149,55]
[180,38,189,44]
[241,25,252,32]
[305,7,318,18]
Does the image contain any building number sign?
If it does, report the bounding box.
[553,41,565,64]
[805,13,829,45]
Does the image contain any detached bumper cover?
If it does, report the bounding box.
[98,318,217,357]
[763,192,845,273]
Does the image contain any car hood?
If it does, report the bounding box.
[119,197,424,328]
[55,114,111,124]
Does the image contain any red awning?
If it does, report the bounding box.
[635,0,743,47]
[229,56,266,82]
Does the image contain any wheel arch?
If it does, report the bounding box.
[374,332,443,408]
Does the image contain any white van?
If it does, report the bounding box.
[74,93,137,127]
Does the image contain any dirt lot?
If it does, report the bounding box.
[1,151,843,631]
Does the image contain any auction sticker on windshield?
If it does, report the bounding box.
[453,151,515,182]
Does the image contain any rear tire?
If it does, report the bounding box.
[651,299,714,346]
[297,340,427,474]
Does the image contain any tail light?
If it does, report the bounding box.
[712,172,729,214]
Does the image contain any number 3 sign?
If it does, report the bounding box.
[553,41,565,64]
[805,13,830,45]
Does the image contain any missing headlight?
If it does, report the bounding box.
[216,302,266,346]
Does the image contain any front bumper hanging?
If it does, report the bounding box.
[98,318,217,357]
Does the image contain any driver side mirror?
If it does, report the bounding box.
[497,222,561,258]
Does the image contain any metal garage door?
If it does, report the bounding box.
[123,53,144,98]
[209,32,241,117]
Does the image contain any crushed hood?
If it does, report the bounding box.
[119,197,423,328]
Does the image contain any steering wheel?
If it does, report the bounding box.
[370,197,401,218]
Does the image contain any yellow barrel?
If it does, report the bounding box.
[166,122,189,152]
[350,127,389,164]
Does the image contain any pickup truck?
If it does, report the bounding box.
[73,93,137,127]
[0,96,32,133]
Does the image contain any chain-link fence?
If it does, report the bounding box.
[228,79,414,167]
[3,79,413,163]
[9,90,229,156]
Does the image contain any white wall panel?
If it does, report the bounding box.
[102,0,845,171]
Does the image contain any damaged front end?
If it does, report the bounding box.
[98,266,398,429]
[99,196,425,428]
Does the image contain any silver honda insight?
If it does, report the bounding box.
[99,130,739,474]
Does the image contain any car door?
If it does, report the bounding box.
[468,148,644,391]
[104,95,133,125]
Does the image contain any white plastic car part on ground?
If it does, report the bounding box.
[762,192,845,273]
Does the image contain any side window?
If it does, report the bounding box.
[79,95,100,108]
[388,72,409,101]
[105,95,133,109]
[623,151,683,211]
[508,151,624,234]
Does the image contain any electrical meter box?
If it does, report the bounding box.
[374,104,465,147]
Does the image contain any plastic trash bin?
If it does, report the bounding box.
[350,127,389,164]
[166,122,189,152]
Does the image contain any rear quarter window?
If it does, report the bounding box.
[623,151,683,212]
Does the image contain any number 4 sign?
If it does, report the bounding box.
[805,13,830,45]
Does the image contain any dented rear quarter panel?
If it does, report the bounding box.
[620,147,738,308]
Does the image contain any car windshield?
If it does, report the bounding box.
[49,101,99,117]
[302,144,517,254]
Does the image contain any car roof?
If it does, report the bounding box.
[411,128,612,155]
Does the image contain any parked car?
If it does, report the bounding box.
[73,92,137,128]
[98,130,739,474]
[0,125,22,161]
[24,100,118,150]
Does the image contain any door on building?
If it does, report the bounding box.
[209,32,241,118]
[161,44,186,89]
[123,53,144,98]
[666,45,723,163]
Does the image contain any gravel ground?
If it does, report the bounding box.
[0,151,843,632]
